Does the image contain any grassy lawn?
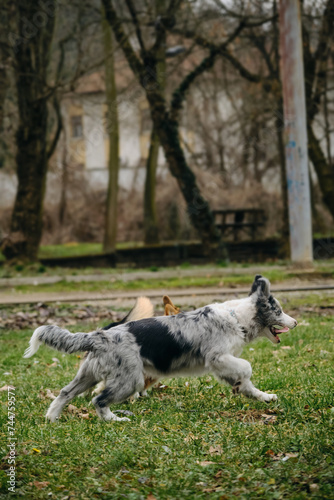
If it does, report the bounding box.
[0,297,333,499]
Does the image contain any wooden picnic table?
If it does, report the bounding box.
[213,208,265,241]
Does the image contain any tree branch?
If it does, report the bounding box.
[170,20,248,121]
[47,96,62,160]
[101,0,145,81]
[171,50,217,121]
[125,0,146,54]
[170,25,267,84]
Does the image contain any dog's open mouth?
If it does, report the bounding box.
[269,325,290,343]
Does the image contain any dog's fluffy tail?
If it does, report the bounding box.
[23,325,96,358]
[102,296,154,330]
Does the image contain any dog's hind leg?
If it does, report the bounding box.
[92,373,145,421]
[46,372,97,422]
[211,354,277,402]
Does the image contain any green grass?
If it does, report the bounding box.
[39,242,105,258]
[0,303,333,499]
[0,242,144,265]
[38,242,149,259]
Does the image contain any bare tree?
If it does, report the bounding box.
[102,11,119,253]
[1,0,62,261]
[101,0,249,250]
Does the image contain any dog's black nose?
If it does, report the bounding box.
[294,320,298,327]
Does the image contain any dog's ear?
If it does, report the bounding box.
[249,275,270,297]
[163,295,180,315]
[163,295,173,306]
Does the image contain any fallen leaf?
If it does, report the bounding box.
[203,485,223,493]
[268,478,275,485]
[196,461,215,466]
[281,346,291,350]
[32,448,41,453]
[78,413,90,419]
[261,414,277,424]
[0,385,10,391]
[33,481,49,489]
[146,495,157,500]
[208,445,223,455]
[46,389,56,400]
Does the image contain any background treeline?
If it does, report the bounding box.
[0,0,333,261]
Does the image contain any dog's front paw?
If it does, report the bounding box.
[258,392,277,402]
[45,411,58,423]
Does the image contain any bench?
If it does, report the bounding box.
[213,208,265,241]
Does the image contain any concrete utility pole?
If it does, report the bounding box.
[279,0,313,264]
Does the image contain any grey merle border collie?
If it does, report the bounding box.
[24,275,297,422]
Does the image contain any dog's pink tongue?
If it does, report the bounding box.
[276,327,289,333]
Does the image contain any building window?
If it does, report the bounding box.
[70,115,83,138]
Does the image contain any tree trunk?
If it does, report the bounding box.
[59,133,68,227]
[147,90,221,248]
[102,15,119,253]
[307,123,334,218]
[1,0,56,262]
[143,0,166,245]
[0,0,10,168]
[0,65,8,168]
[275,97,290,257]
[144,127,160,244]
[6,113,49,260]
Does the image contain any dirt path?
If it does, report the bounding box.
[0,263,322,287]
[0,266,278,287]
[1,282,333,307]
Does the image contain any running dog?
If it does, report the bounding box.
[24,275,297,422]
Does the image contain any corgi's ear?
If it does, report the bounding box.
[165,304,174,316]
[163,295,173,306]
[163,295,180,315]
[249,275,270,297]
